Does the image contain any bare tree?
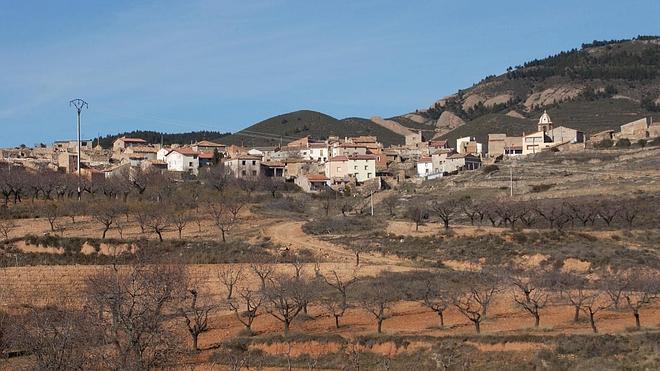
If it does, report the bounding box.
[554,273,590,323]
[262,274,312,335]
[251,263,274,290]
[382,194,399,217]
[11,306,94,370]
[623,272,658,330]
[227,288,262,334]
[91,202,123,239]
[597,202,618,227]
[579,291,611,333]
[406,202,427,231]
[85,263,185,370]
[209,198,243,242]
[510,270,549,328]
[452,271,500,334]
[170,210,190,239]
[600,269,631,309]
[44,202,60,232]
[321,270,358,328]
[356,279,399,333]
[180,288,214,352]
[146,207,171,242]
[219,265,244,300]
[431,197,464,230]
[419,278,451,328]
[0,218,16,242]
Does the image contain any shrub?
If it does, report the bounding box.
[482,165,499,175]
[637,139,647,148]
[615,138,631,148]
[595,139,614,149]
[530,183,555,193]
[302,216,380,235]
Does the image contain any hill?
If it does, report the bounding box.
[219,110,405,147]
[96,130,230,149]
[400,36,660,142]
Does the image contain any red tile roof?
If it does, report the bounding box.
[307,174,329,181]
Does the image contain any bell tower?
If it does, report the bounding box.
[538,110,553,133]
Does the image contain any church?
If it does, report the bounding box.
[522,111,585,155]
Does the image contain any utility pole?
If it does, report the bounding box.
[509,162,514,197]
[69,98,88,200]
[370,190,374,216]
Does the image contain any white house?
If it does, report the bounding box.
[416,157,433,178]
[165,148,199,175]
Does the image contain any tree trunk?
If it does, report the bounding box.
[534,313,540,328]
[634,311,640,329]
[156,231,163,242]
[377,318,383,333]
[221,229,226,242]
[589,312,598,333]
[284,320,290,335]
[438,311,444,327]
[473,320,480,334]
[335,315,340,329]
[443,219,449,230]
[415,222,419,231]
[178,229,182,239]
[192,333,199,351]
[355,252,360,266]
[573,305,580,322]
[102,227,109,239]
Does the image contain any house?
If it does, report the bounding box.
[325,154,377,183]
[57,152,78,173]
[224,155,262,178]
[591,130,615,143]
[444,153,481,173]
[261,160,286,177]
[416,157,433,178]
[619,118,649,140]
[53,139,93,152]
[522,131,554,155]
[456,136,483,155]
[429,140,449,151]
[192,140,226,155]
[405,131,423,146]
[164,148,200,175]
[331,143,369,157]
[648,120,659,138]
[294,174,330,192]
[487,134,506,158]
[198,151,215,167]
[124,146,158,161]
[548,126,585,144]
[113,137,147,152]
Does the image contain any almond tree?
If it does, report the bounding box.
[623,272,658,330]
[227,288,262,334]
[510,270,549,328]
[251,263,274,290]
[579,291,611,333]
[419,278,451,328]
[356,279,399,334]
[0,218,16,242]
[452,271,500,334]
[321,270,358,328]
[262,274,312,335]
[431,197,462,230]
[91,202,123,239]
[406,202,426,231]
[209,198,243,242]
[180,288,214,352]
[219,265,244,300]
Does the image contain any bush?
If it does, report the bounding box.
[615,138,631,148]
[302,216,381,235]
[595,139,614,149]
[482,164,499,175]
[530,183,555,193]
[637,139,647,148]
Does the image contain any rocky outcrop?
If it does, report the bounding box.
[434,111,466,136]
[462,94,485,111]
[370,116,416,137]
[404,113,427,124]
[506,110,526,119]
[524,87,583,109]
[484,94,513,108]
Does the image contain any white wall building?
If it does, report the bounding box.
[165,148,199,175]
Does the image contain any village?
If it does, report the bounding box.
[1,112,658,194]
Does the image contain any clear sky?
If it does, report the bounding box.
[1,0,658,147]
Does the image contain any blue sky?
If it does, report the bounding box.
[1,0,658,147]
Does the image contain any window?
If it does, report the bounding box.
[188,162,193,167]
[336,167,341,172]
[252,160,256,165]
[364,165,368,170]
[241,170,246,176]
[252,170,257,176]
[354,165,357,170]
[367,173,372,178]
[242,160,246,165]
